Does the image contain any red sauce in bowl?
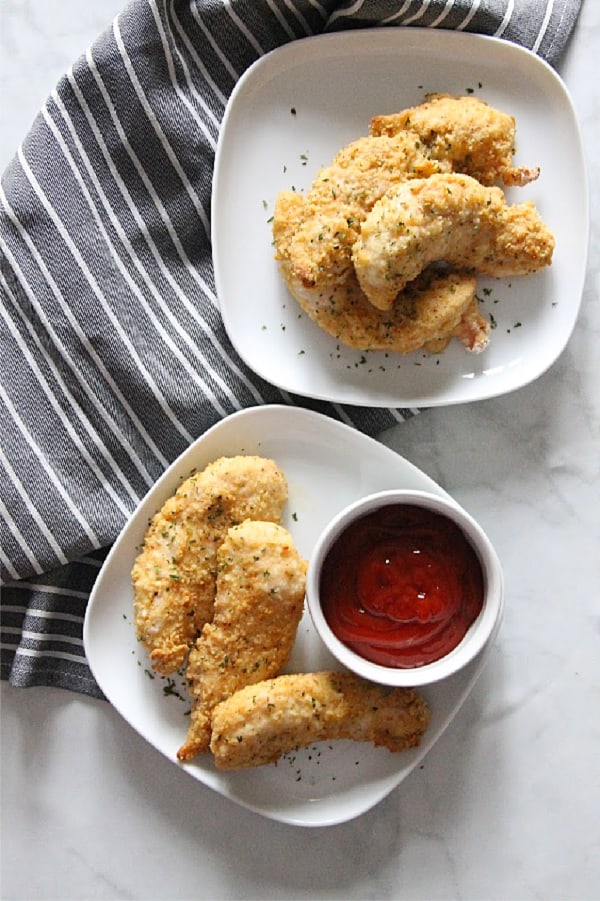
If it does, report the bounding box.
[320,504,484,668]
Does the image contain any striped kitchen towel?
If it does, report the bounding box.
[0,0,583,697]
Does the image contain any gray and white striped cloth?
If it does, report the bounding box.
[0,0,583,697]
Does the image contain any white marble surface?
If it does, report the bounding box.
[1,2,598,899]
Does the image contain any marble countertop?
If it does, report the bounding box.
[1,2,598,899]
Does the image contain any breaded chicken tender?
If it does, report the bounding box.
[273,190,487,354]
[272,95,546,355]
[353,173,555,311]
[210,671,430,770]
[280,267,486,354]
[370,93,540,187]
[132,456,288,676]
[273,133,448,290]
[177,520,306,761]
[273,94,539,297]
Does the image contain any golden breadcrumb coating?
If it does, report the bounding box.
[273,133,448,290]
[273,94,540,297]
[177,520,307,761]
[132,456,288,676]
[353,173,555,311]
[210,671,430,770]
[370,92,540,187]
[272,94,548,354]
[279,266,485,354]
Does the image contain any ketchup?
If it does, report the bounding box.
[320,504,484,668]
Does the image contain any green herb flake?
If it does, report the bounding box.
[162,679,182,699]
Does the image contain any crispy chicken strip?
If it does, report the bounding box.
[279,264,483,354]
[370,93,540,187]
[274,94,538,297]
[177,521,306,761]
[273,133,447,290]
[132,456,288,676]
[210,671,430,770]
[353,173,555,311]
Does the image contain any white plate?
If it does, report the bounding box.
[84,405,502,827]
[212,29,588,408]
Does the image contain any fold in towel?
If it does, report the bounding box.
[0,0,582,696]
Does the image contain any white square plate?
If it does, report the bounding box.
[84,406,503,827]
[212,28,588,408]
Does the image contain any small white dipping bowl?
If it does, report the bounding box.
[306,489,504,687]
